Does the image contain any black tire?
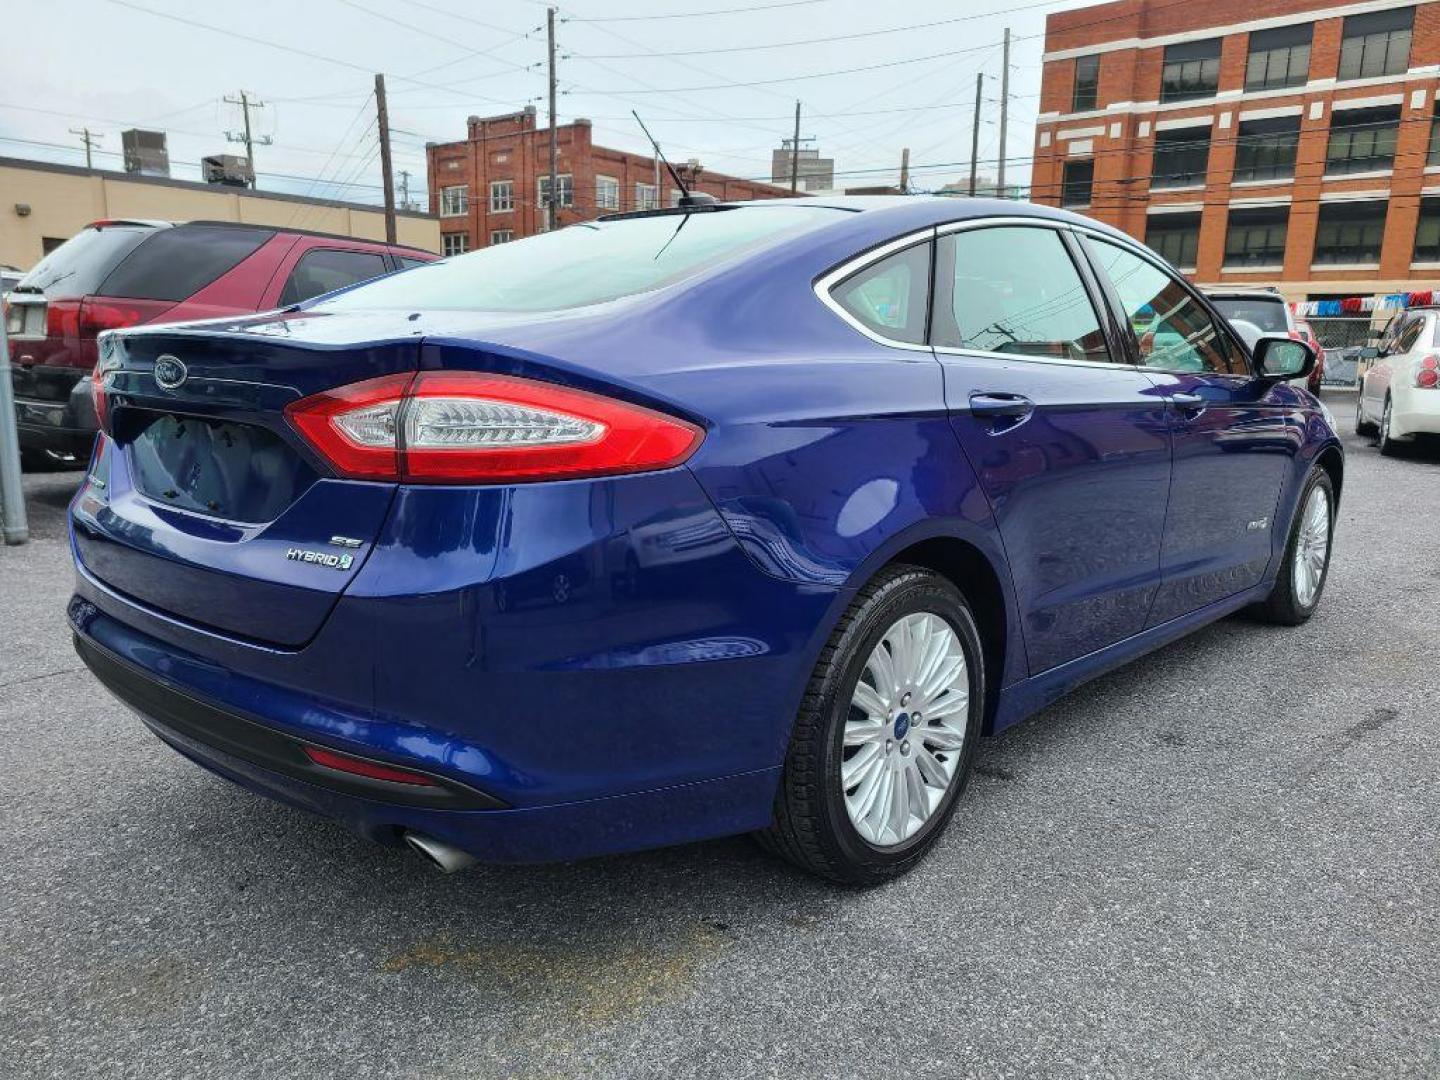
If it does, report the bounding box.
[1354,395,1377,437]
[1249,467,1335,626]
[756,565,985,885]
[1377,395,1403,457]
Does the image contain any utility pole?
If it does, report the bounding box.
[69,127,103,170]
[899,147,910,194]
[375,74,397,244]
[0,293,28,545]
[997,28,1011,197]
[224,91,273,189]
[969,73,982,196]
[398,169,413,212]
[790,100,801,193]
[547,6,559,231]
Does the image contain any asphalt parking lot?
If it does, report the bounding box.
[1,396,1437,1079]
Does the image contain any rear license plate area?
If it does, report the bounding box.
[127,413,315,523]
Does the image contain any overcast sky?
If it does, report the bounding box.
[0,0,1095,206]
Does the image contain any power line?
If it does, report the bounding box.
[572,0,1069,59]
[565,0,830,22]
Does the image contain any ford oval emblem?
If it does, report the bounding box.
[154,355,187,391]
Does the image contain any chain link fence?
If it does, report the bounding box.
[1306,315,1382,389]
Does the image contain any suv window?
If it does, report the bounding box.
[933,226,1111,363]
[16,224,155,297]
[99,225,274,301]
[1210,295,1290,334]
[830,242,931,344]
[1086,237,1237,375]
[397,256,430,270]
[281,248,390,306]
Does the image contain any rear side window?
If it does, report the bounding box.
[17,225,154,297]
[99,225,274,301]
[281,249,390,306]
[398,256,430,270]
[1210,296,1290,334]
[933,226,1112,363]
[830,243,931,345]
[1086,238,1237,375]
[1396,315,1425,353]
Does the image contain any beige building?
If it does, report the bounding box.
[0,156,440,271]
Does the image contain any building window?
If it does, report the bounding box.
[596,175,619,211]
[1415,198,1440,262]
[1338,7,1412,81]
[1233,115,1300,183]
[1224,206,1290,267]
[1326,105,1400,175]
[1428,104,1440,167]
[439,185,468,217]
[490,229,513,245]
[1072,54,1100,112]
[537,174,574,210]
[1313,200,1388,265]
[1151,126,1211,188]
[635,182,658,210]
[489,180,513,213]
[1060,160,1094,207]
[1145,212,1201,269]
[1245,23,1312,91]
[1161,38,1221,103]
[441,232,469,257]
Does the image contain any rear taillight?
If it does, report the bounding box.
[1418,355,1440,389]
[79,298,155,336]
[46,299,82,339]
[286,371,703,484]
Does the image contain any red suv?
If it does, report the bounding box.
[4,220,436,464]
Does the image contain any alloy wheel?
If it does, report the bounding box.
[1292,485,1331,609]
[841,612,969,847]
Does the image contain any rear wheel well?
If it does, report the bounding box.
[887,538,1008,728]
[1315,445,1344,504]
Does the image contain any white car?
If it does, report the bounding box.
[1356,306,1440,454]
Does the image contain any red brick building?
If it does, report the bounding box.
[1031,0,1440,303]
[426,107,795,255]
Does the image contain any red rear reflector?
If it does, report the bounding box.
[286,371,703,484]
[302,745,437,786]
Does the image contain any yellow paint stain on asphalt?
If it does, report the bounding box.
[380,922,727,1025]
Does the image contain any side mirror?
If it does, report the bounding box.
[1357,346,1380,360]
[1252,334,1316,382]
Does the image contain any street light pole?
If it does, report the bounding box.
[0,302,30,544]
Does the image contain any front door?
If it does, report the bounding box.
[1081,235,1295,626]
[933,223,1173,674]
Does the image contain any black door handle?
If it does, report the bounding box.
[1171,391,1206,416]
[969,392,1035,419]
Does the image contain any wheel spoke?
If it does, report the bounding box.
[918,722,966,751]
[844,716,884,747]
[914,744,949,788]
[843,741,884,791]
[920,653,966,701]
[924,689,969,721]
[867,640,898,699]
[851,679,888,719]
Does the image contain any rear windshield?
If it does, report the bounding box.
[317,205,844,314]
[99,225,274,301]
[17,225,155,297]
[1210,296,1290,334]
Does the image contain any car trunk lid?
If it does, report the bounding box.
[71,311,423,647]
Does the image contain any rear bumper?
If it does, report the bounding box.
[69,599,783,863]
[14,375,97,456]
[1389,387,1440,440]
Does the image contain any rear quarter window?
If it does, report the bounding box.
[1210,296,1290,334]
[281,248,391,306]
[99,226,275,301]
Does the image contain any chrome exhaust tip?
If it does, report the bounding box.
[403,831,478,874]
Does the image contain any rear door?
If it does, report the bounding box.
[1080,234,1294,625]
[933,221,1172,674]
[73,313,420,646]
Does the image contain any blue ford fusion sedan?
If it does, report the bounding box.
[69,197,1340,884]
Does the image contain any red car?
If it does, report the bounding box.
[4,220,436,464]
